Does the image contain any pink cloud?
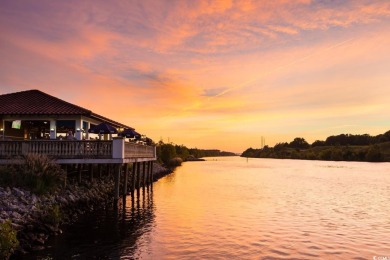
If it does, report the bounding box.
[1,0,390,151]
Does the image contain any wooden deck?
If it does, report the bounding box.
[0,139,156,164]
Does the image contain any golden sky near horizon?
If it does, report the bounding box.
[1,0,390,152]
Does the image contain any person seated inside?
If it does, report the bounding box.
[67,131,75,140]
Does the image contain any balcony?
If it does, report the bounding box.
[0,138,156,164]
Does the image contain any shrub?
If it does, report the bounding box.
[0,154,66,194]
[0,166,17,186]
[366,145,383,162]
[157,143,177,165]
[330,148,343,161]
[305,151,317,160]
[43,205,62,227]
[168,157,183,167]
[319,149,332,160]
[0,220,19,259]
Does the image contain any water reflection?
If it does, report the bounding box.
[23,158,390,259]
[27,187,155,259]
[138,158,390,259]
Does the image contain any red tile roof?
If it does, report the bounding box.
[0,89,133,129]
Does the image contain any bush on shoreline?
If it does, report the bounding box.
[0,220,19,259]
[168,157,183,167]
[0,154,65,194]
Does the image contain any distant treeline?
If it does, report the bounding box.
[156,141,236,166]
[241,130,390,162]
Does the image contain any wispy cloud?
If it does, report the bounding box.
[1,0,390,151]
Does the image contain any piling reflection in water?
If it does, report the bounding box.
[26,187,155,259]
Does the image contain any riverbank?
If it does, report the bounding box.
[0,162,171,258]
[242,142,390,162]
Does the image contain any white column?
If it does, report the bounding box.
[1,119,4,140]
[49,120,56,139]
[112,137,125,159]
[75,119,82,140]
[85,121,90,140]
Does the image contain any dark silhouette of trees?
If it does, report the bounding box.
[365,145,383,162]
[157,141,235,166]
[325,133,373,146]
[312,140,325,147]
[241,129,390,162]
[288,138,310,149]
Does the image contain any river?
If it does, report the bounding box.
[29,157,390,259]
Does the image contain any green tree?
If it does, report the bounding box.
[365,145,383,162]
[175,145,190,160]
[159,143,177,165]
[320,149,332,160]
[289,138,310,149]
[330,148,343,161]
[242,148,256,157]
[312,140,325,147]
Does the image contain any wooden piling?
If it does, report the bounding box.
[89,164,94,182]
[123,164,128,196]
[114,164,121,200]
[136,162,141,190]
[149,161,154,184]
[145,161,150,185]
[63,164,68,187]
[107,164,111,177]
[98,164,102,178]
[78,164,82,183]
[131,162,136,195]
[142,162,147,187]
[136,162,141,198]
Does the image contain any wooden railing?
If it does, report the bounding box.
[0,140,156,160]
[125,142,156,158]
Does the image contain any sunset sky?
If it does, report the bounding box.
[1,0,389,152]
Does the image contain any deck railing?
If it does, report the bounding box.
[124,142,156,158]
[0,140,155,160]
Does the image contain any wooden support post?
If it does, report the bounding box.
[98,164,102,178]
[131,162,136,195]
[78,164,82,183]
[123,164,128,196]
[114,164,121,200]
[147,161,151,184]
[136,162,141,198]
[142,162,147,187]
[89,164,94,182]
[136,162,141,190]
[63,164,68,187]
[145,161,150,185]
[150,161,154,184]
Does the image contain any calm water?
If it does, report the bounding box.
[30,157,390,259]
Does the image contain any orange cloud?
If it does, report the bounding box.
[1,0,390,152]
